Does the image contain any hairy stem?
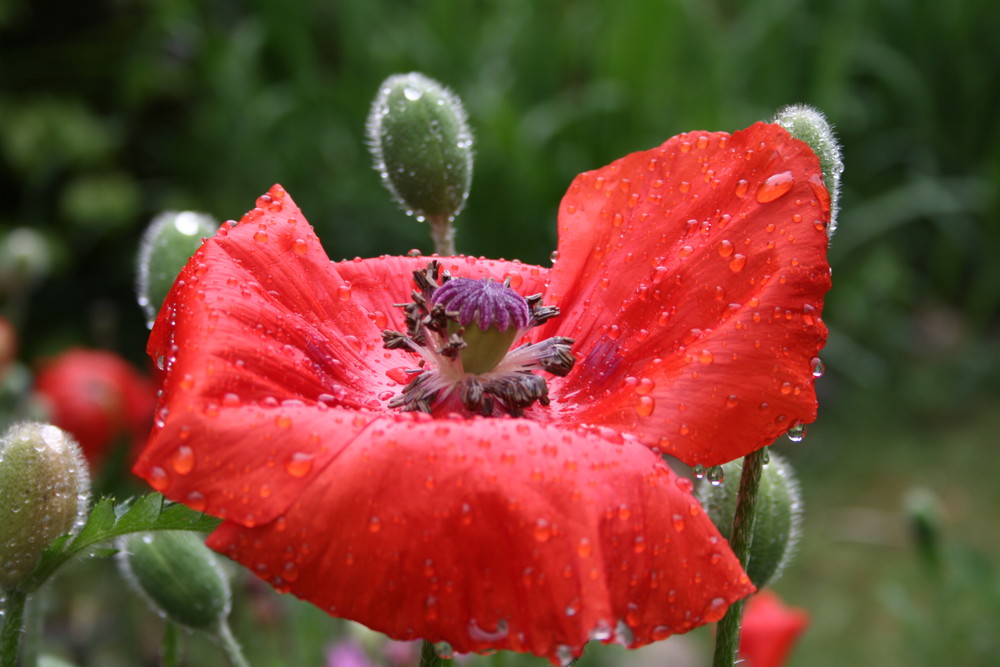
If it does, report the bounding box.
[711,447,767,667]
[1,589,28,667]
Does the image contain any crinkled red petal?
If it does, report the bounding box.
[543,123,831,465]
[207,417,753,663]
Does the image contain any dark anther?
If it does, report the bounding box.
[438,333,467,359]
[537,337,576,377]
[381,330,411,350]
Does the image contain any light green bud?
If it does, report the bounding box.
[698,451,803,588]
[117,531,231,631]
[136,211,216,327]
[0,422,90,590]
[773,104,843,236]
[366,72,474,224]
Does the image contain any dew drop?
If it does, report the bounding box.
[697,349,714,365]
[808,173,831,212]
[148,466,169,492]
[706,465,725,486]
[672,514,686,532]
[432,642,455,659]
[369,516,382,533]
[787,422,808,443]
[337,283,352,301]
[550,250,560,263]
[275,414,293,429]
[811,357,825,378]
[717,240,734,258]
[728,254,747,272]
[170,445,195,475]
[634,395,655,417]
[703,597,728,622]
[185,492,206,512]
[756,171,795,203]
[292,239,308,255]
[577,538,593,558]
[253,228,268,243]
[285,452,315,477]
[734,179,750,198]
[534,518,552,543]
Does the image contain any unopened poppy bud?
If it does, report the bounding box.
[136,211,217,327]
[698,451,802,588]
[0,422,90,590]
[366,72,474,246]
[904,487,944,571]
[772,105,843,236]
[0,227,53,296]
[117,530,231,631]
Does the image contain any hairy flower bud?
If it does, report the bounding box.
[698,452,803,588]
[773,105,843,236]
[136,211,217,327]
[0,422,90,590]
[366,72,474,229]
[117,530,231,631]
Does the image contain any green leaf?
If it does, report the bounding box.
[21,493,220,592]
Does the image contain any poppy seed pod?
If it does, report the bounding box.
[0,422,90,590]
[136,211,217,327]
[698,452,803,589]
[366,72,474,224]
[117,531,231,631]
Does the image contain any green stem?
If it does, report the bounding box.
[1,589,28,667]
[711,447,767,667]
[161,620,180,667]
[214,619,250,667]
[427,214,456,256]
[419,639,449,667]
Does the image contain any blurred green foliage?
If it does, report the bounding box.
[2,0,999,665]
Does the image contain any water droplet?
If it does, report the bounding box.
[635,395,655,417]
[707,465,725,486]
[369,516,382,533]
[811,357,825,378]
[550,250,560,263]
[253,228,268,243]
[534,518,552,543]
[292,239,308,255]
[808,173,831,212]
[756,171,795,203]
[728,254,747,272]
[275,414,293,429]
[148,466,169,492]
[787,422,808,442]
[577,538,592,558]
[703,597,728,622]
[734,179,750,197]
[672,514,686,532]
[432,642,455,659]
[185,492,206,512]
[717,240,734,258]
[285,452,315,477]
[170,446,195,475]
[403,86,423,101]
[697,349,714,365]
[337,283,352,301]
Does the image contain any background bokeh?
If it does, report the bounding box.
[2,0,998,665]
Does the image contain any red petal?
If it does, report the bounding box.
[543,124,830,465]
[206,417,754,662]
[739,590,809,667]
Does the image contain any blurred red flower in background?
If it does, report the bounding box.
[134,122,830,663]
[34,348,156,467]
[739,590,809,667]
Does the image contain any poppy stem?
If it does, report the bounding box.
[419,639,450,666]
[0,589,28,667]
[710,446,767,667]
[427,214,456,256]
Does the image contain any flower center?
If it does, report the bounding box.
[381,261,575,417]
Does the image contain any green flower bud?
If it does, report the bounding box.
[366,72,474,252]
[0,422,90,590]
[698,451,803,589]
[136,211,216,327]
[0,228,53,296]
[773,104,843,237]
[117,531,231,631]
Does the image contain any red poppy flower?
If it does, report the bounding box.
[35,348,156,467]
[738,590,809,667]
[133,121,830,663]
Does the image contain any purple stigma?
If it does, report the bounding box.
[431,277,530,332]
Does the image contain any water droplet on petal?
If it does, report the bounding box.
[285,452,315,477]
[703,597,728,622]
[170,445,195,474]
[811,357,825,378]
[728,254,747,272]
[756,171,795,203]
[787,422,808,442]
[635,395,655,417]
[292,239,308,255]
[185,492,206,512]
[148,466,169,492]
[369,516,382,533]
[707,465,725,486]
[534,518,552,542]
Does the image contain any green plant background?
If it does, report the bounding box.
[2,0,998,665]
